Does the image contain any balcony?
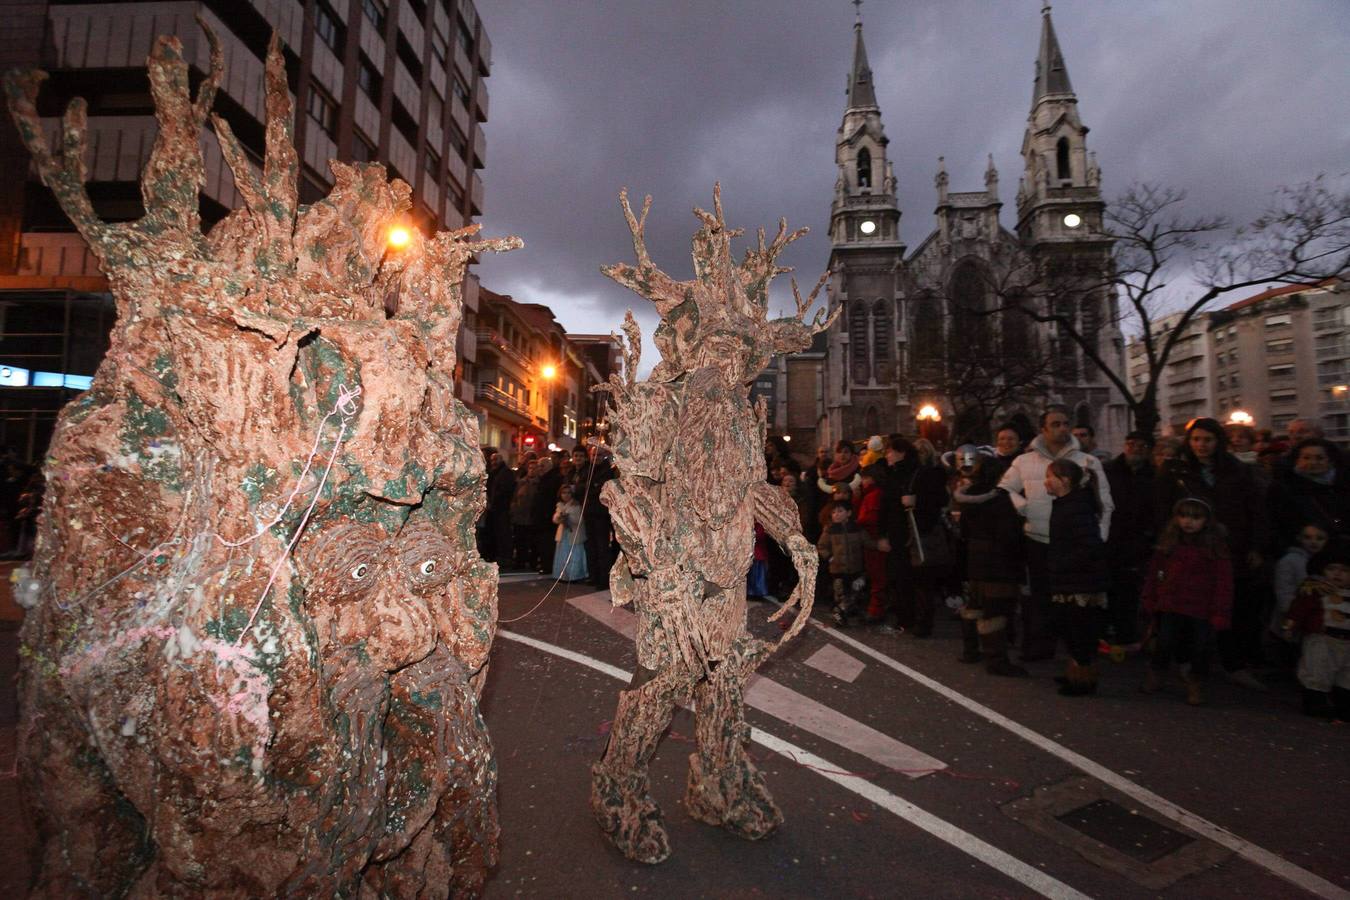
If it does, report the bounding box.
[475,326,532,369]
[476,382,529,418]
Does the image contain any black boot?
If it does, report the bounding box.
[1301,688,1332,718]
[958,619,982,663]
[1333,687,1350,722]
[981,624,1029,677]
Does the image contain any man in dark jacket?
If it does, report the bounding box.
[1103,431,1156,647]
[532,456,564,574]
[583,445,617,588]
[485,449,516,565]
[876,434,917,630]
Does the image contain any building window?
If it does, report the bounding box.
[1270,389,1299,404]
[1215,329,1225,344]
[352,130,376,163]
[314,2,345,55]
[406,0,427,23]
[1265,313,1292,328]
[306,84,337,138]
[447,182,463,210]
[1056,136,1071,181]
[457,17,476,56]
[1269,363,1295,379]
[424,146,441,181]
[1216,375,1226,389]
[357,55,382,101]
[849,301,870,384]
[857,147,872,189]
[427,89,444,127]
[362,0,387,33]
[451,75,471,107]
[1266,338,1294,354]
[396,34,423,83]
[872,299,891,380]
[431,27,450,66]
[391,98,419,146]
[448,122,467,156]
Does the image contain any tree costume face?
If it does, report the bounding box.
[590,186,836,863]
[5,20,518,896]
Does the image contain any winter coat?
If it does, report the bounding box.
[817,521,873,576]
[1047,486,1109,595]
[1286,578,1350,636]
[877,460,948,544]
[999,435,1113,544]
[854,482,884,536]
[1139,543,1234,629]
[954,485,1024,584]
[1103,455,1156,568]
[532,463,563,528]
[1155,455,1266,558]
[1265,469,1350,552]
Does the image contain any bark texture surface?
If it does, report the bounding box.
[590,186,836,863]
[4,20,519,898]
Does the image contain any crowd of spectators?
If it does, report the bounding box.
[765,408,1350,717]
[478,444,617,589]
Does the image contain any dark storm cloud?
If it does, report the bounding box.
[471,0,1350,361]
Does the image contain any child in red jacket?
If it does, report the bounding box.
[1282,539,1350,719]
[1140,497,1234,705]
[854,465,888,622]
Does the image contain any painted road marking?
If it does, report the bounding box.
[497,628,1090,900]
[804,644,866,683]
[808,618,1350,900]
[565,591,945,778]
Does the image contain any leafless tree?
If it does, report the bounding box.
[992,176,1350,435]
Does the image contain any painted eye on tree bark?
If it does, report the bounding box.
[351,563,370,580]
[419,560,436,576]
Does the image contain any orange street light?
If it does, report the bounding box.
[1227,409,1254,426]
[917,404,942,422]
[540,364,557,380]
[387,226,411,249]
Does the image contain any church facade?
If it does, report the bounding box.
[787,7,1128,452]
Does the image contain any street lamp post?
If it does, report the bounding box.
[916,403,948,449]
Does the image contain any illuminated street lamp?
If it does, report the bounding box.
[1227,409,1254,426]
[387,226,411,249]
[915,403,948,449]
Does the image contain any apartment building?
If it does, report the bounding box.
[473,291,623,463]
[0,0,493,459]
[1208,280,1349,440]
[1125,311,1217,435]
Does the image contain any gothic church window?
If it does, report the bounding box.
[850,301,870,384]
[1056,137,1071,182]
[912,296,942,368]
[950,261,990,357]
[872,299,892,383]
[857,147,872,189]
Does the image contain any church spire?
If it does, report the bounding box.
[847,2,878,110]
[1031,3,1074,108]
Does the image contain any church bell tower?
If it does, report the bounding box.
[826,3,906,441]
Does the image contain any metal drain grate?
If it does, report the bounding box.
[1056,799,1195,863]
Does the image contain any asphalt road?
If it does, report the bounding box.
[483,574,1348,899]
[0,573,1345,898]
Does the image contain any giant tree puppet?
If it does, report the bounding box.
[590,186,837,863]
[5,20,519,897]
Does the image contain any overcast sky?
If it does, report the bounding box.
[470,1,1350,367]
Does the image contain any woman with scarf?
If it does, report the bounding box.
[817,439,863,497]
[1267,438,1350,553]
[1156,417,1269,689]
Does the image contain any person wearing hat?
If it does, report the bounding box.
[1283,538,1350,718]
